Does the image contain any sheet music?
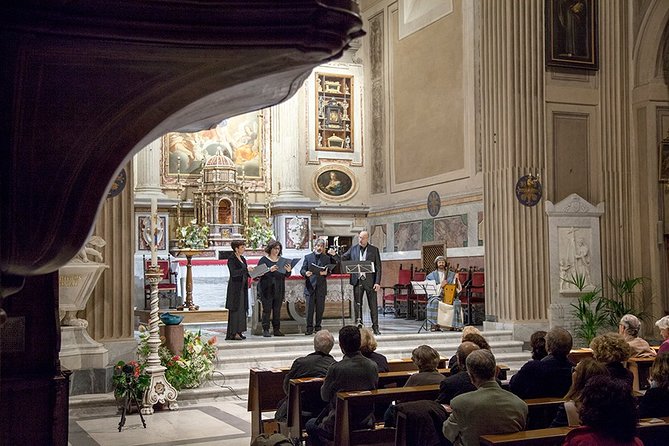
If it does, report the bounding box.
[277,257,299,270]
[308,262,336,274]
[411,280,439,295]
[249,263,269,279]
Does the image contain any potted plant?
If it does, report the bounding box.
[247,216,274,249]
[176,219,210,249]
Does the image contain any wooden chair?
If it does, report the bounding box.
[143,256,178,310]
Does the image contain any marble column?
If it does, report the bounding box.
[272,91,307,201]
[480,0,549,335]
[135,137,167,198]
[598,1,635,282]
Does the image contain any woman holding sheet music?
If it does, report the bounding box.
[226,240,253,341]
[257,240,293,337]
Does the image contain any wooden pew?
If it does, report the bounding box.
[334,384,442,446]
[524,397,565,430]
[627,356,655,391]
[247,367,289,439]
[479,416,669,445]
[284,368,452,443]
[387,357,448,372]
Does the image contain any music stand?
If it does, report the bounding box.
[341,260,375,328]
[411,280,439,333]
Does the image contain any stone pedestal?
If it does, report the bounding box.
[60,326,109,370]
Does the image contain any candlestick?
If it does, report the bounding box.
[150,197,158,266]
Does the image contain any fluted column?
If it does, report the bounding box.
[481,0,549,324]
[272,92,307,200]
[134,138,166,198]
[599,1,634,282]
[83,161,135,342]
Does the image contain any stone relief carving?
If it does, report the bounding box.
[73,235,106,263]
[286,217,309,249]
[558,227,592,291]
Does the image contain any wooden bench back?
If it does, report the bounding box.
[480,416,669,445]
[247,368,289,438]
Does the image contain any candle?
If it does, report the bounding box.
[150,197,158,266]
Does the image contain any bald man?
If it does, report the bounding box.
[340,230,383,334]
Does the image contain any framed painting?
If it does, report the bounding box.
[313,165,357,202]
[162,110,265,185]
[660,139,669,182]
[545,0,598,71]
[137,214,168,252]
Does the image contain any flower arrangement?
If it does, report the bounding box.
[138,329,217,391]
[112,360,150,400]
[247,216,274,249]
[177,219,210,249]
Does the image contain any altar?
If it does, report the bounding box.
[250,274,355,335]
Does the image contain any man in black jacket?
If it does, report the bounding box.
[340,230,383,334]
[300,239,336,335]
[274,330,336,422]
[509,327,574,399]
[305,325,378,445]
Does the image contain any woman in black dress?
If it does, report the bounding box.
[257,240,292,337]
[226,240,252,341]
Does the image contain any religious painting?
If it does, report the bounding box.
[434,215,468,248]
[137,215,167,251]
[545,0,598,71]
[394,221,422,252]
[313,165,357,202]
[162,110,265,185]
[660,139,669,182]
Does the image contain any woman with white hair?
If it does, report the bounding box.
[656,315,669,355]
[618,314,656,358]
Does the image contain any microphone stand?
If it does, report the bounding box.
[329,245,347,328]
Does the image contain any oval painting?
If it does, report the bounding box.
[314,166,357,202]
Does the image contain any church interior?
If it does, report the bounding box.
[2,0,669,444]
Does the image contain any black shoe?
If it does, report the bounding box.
[239,333,246,339]
[373,328,381,335]
[263,330,271,337]
[305,330,314,335]
[273,330,285,337]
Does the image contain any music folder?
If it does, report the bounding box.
[308,263,336,274]
[277,257,300,270]
[249,263,269,279]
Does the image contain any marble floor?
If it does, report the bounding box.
[68,317,476,445]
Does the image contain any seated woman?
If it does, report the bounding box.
[360,327,389,372]
[550,358,610,427]
[638,352,669,419]
[590,332,634,388]
[656,315,669,355]
[619,314,656,358]
[384,345,445,427]
[530,330,548,361]
[563,375,643,446]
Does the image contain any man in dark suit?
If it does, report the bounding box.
[274,329,337,422]
[305,325,378,445]
[340,230,383,334]
[300,238,336,335]
[509,327,574,399]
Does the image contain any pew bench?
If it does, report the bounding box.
[334,384,442,446]
[284,368,452,444]
[247,367,290,438]
[480,416,669,446]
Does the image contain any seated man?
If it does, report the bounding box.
[305,325,378,446]
[274,330,337,422]
[509,327,574,399]
[443,349,527,446]
[426,256,463,331]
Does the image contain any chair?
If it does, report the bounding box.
[143,256,179,310]
[461,270,484,325]
[381,267,412,317]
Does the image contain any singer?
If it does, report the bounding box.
[300,238,336,335]
[340,230,383,335]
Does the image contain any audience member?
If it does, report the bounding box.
[360,327,389,372]
[550,358,610,427]
[509,327,574,399]
[619,314,656,358]
[274,330,336,422]
[390,342,480,445]
[305,325,378,446]
[530,330,548,361]
[405,345,447,387]
[655,315,669,355]
[563,375,642,446]
[448,331,490,373]
[638,353,669,419]
[442,349,527,446]
[590,332,634,387]
[383,345,446,429]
